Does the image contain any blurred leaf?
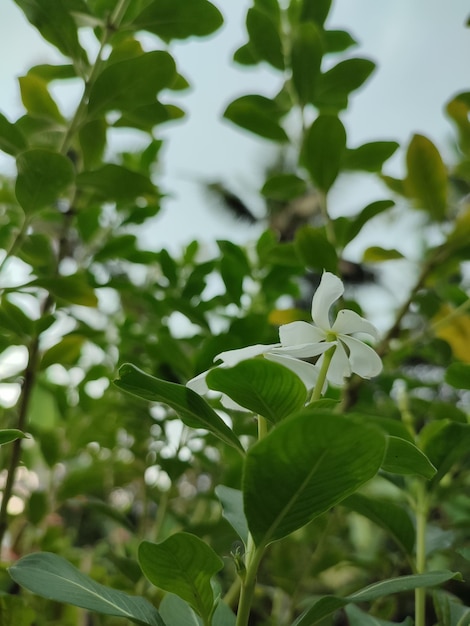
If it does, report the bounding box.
[433,589,470,626]
[41,335,85,369]
[115,363,244,453]
[0,113,27,156]
[79,119,107,169]
[300,0,332,26]
[345,604,413,625]
[295,225,338,272]
[324,29,357,53]
[291,22,323,105]
[0,297,35,338]
[362,246,404,262]
[224,95,288,142]
[28,383,60,431]
[341,199,394,247]
[77,164,157,201]
[421,421,470,484]
[261,173,307,201]
[28,63,76,81]
[207,358,307,422]
[114,102,185,132]
[247,7,284,70]
[139,533,223,621]
[215,485,249,545]
[405,134,448,221]
[302,115,346,191]
[17,233,56,271]
[382,436,436,479]
[343,493,415,554]
[233,42,258,65]
[0,595,36,626]
[315,58,375,111]
[88,51,176,116]
[244,410,385,546]
[19,74,64,123]
[158,594,201,626]
[132,0,223,41]
[344,141,399,172]
[9,552,164,626]
[445,363,470,389]
[34,274,98,307]
[0,429,27,446]
[16,149,75,213]
[26,490,48,525]
[293,570,460,626]
[434,305,470,363]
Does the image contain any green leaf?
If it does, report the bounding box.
[300,0,332,26]
[9,552,165,626]
[114,102,185,132]
[138,533,223,622]
[293,570,460,626]
[114,364,244,454]
[246,8,284,70]
[215,485,249,546]
[0,113,27,156]
[342,493,415,554]
[19,74,64,122]
[433,589,470,626]
[0,297,35,338]
[421,421,470,484]
[158,594,201,626]
[13,0,88,64]
[405,134,448,221]
[233,42,258,66]
[343,141,399,172]
[295,225,338,272]
[302,115,346,191]
[324,30,357,53]
[223,95,288,142]
[77,164,157,201]
[17,232,56,271]
[362,246,404,262]
[261,173,307,201]
[207,358,307,422]
[244,410,386,547]
[28,63,76,82]
[41,335,85,369]
[33,273,98,307]
[341,200,394,247]
[16,149,75,213]
[291,22,323,105]
[88,51,176,116]
[0,429,27,446]
[315,58,375,111]
[132,0,223,41]
[382,436,437,479]
[345,604,413,625]
[79,119,107,169]
[445,362,470,389]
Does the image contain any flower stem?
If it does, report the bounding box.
[235,538,265,626]
[309,345,336,403]
[414,481,429,626]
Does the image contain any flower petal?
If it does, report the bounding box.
[340,335,383,379]
[279,321,326,346]
[323,341,351,386]
[332,309,379,340]
[311,272,344,329]
[271,341,334,359]
[266,353,319,389]
[215,343,279,366]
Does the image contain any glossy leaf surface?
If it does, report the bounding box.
[302,115,346,191]
[382,436,437,479]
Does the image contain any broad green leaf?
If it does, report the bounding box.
[215,485,249,546]
[421,421,470,484]
[362,246,404,262]
[79,119,107,169]
[293,570,459,626]
[345,604,413,625]
[445,362,470,389]
[9,552,165,626]
[244,410,386,547]
[16,149,75,213]
[159,594,201,626]
[342,493,415,554]
[433,589,470,626]
[19,74,64,123]
[33,273,98,307]
[302,115,346,191]
[28,63,76,82]
[261,173,307,201]
[405,134,448,221]
[0,429,27,446]
[13,0,88,64]
[343,141,399,172]
[341,200,394,247]
[114,103,185,132]
[382,436,437,479]
[247,8,284,70]
[206,359,307,422]
[291,22,323,105]
[132,0,223,41]
[114,364,244,454]
[314,58,375,111]
[295,225,338,272]
[77,164,157,201]
[300,0,332,26]
[88,51,176,116]
[0,297,35,338]
[27,384,60,431]
[223,95,288,142]
[41,335,85,369]
[17,232,56,271]
[139,533,223,622]
[0,113,27,156]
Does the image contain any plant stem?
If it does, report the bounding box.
[236,538,265,626]
[309,345,336,403]
[414,481,428,626]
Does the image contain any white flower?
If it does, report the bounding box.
[187,343,319,410]
[271,271,382,385]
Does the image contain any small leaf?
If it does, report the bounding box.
[0,113,27,156]
[342,200,394,247]
[315,58,375,111]
[343,141,399,172]
[9,552,165,626]
[132,0,223,41]
[223,95,288,142]
[139,533,223,622]
[79,119,107,169]
[33,274,98,307]
[302,115,346,191]
[291,22,323,105]
[16,149,75,213]
[215,486,249,546]
[445,362,470,389]
[77,165,157,201]
[19,74,64,122]
[41,335,85,369]
[300,0,332,26]
[362,246,404,262]
[421,421,470,484]
[207,359,307,422]
[324,29,357,53]
[244,410,385,547]
[295,226,338,272]
[261,173,307,201]
[0,429,27,446]
[405,134,448,221]
[246,7,284,70]
[382,436,437,479]
[114,364,244,454]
